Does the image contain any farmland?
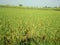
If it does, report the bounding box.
[0,7,60,45]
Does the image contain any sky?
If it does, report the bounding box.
[0,0,60,7]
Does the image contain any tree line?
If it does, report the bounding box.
[0,4,60,8]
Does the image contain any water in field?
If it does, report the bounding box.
[0,7,60,45]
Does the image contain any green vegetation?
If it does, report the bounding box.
[0,6,60,45]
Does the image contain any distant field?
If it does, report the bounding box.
[0,7,60,45]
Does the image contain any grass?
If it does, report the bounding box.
[0,7,60,45]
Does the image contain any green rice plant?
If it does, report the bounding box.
[0,7,60,45]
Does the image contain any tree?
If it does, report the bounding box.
[19,4,23,6]
[43,6,48,8]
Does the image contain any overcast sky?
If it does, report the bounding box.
[0,0,60,7]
